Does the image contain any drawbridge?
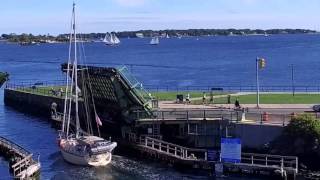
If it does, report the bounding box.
[0,72,9,88]
[61,64,154,124]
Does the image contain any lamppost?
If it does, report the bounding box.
[291,64,295,96]
[256,57,266,108]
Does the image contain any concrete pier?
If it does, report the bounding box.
[0,136,40,179]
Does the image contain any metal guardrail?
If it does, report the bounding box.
[0,136,40,178]
[145,85,320,93]
[6,81,66,97]
[134,109,296,126]
[125,132,207,161]
[5,81,320,93]
[241,153,298,175]
[117,66,153,104]
[125,133,298,175]
[135,109,239,121]
[0,136,31,157]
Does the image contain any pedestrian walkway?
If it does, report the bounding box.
[159,100,314,110]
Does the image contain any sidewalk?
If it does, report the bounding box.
[158,100,315,110]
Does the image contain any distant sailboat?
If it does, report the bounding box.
[166,33,170,39]
[103,32,120,46]
[150,36,159,45]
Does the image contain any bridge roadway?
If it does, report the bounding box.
[146,101,318,126]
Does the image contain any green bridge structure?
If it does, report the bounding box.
[61,64,155,124]
[0,72,9,88]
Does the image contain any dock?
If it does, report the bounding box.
[0,136,40,179]
[124,132,298,178]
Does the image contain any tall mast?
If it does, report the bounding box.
[73,2,80,138]
[62,2,75,134]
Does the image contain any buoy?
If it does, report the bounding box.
[262,112,269,121]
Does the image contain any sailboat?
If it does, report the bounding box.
[57,3,117,167]
[150,36,159,45]
[103,32,120,46]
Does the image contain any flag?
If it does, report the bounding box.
[95,113,102,126]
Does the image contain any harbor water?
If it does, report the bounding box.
[0,34,320,179]
[1,34,320,87]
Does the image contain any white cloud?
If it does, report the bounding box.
[114,0,146,7]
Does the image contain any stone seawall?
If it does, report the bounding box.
[4,89,65,117]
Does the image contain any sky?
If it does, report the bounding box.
[0,0,319,35]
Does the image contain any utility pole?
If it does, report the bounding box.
[291,64,295,96]
[256,57,260,108]
[256,57,266,108]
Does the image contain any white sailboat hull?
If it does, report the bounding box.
[150,37,159,45]
[60,148,112,166]
[59,137,116,167]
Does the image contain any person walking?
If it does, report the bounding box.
[186,93,190,103]
[202,92,206,104]
[227,95,231,104]
[235,98,240,108]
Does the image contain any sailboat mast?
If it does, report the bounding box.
[72,3,80,138]
[62,2,75,134]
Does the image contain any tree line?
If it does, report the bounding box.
[1,28,317,43]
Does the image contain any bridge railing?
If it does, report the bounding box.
[241,153,298,174]
[0,136,30,156]
[134,109,240,121]
[124,133,298,174]
[135,109,319,127]
[144,85,320,93]
[6,81,66,97]
[0,136,40,178]
[143,136,208,161]
[124,132,207,161]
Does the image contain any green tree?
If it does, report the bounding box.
[271,114,320,170]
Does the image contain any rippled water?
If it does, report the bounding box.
[1,34,320,87]
[1,35,314,179]
[0,90,216,179]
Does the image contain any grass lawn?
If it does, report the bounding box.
[151,91,226,101]
[202,94,320,104]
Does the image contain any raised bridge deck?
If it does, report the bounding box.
[124,133,298,178]
[0,136,40,179]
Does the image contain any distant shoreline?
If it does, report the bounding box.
[0,28,317,44]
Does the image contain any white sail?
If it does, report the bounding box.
[150,37,159,45]
[112,33,121,44]
[57,3,117,167]
[104,32,120,46]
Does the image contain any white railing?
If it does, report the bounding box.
[241,153,298,174]
[143,137,208,161]
[0,136,40,178]
[124,133,298,174]
[124,133,207,161]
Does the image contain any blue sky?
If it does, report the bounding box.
[0,0,319,35]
